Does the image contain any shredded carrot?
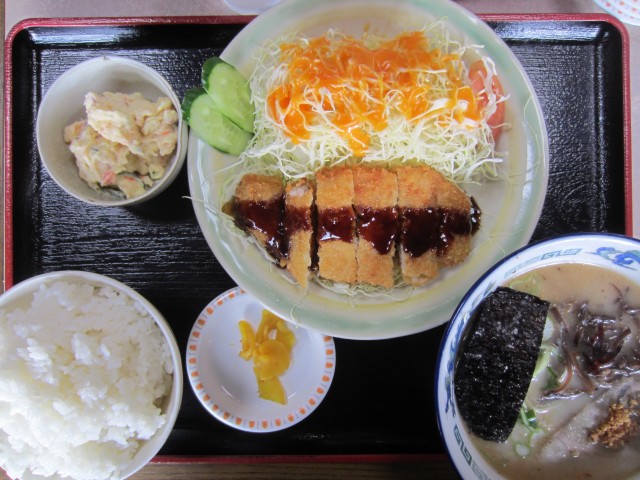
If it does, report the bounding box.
[266,30,482,157]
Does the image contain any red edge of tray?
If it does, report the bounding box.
[1,13,634,465]
[149,453,450,465]
[481,13,634,238]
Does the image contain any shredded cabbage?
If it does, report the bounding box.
[217,22,508,296]
[237,21,506,184]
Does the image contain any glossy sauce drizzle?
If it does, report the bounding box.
[317,207,356,242]
[400,207,442,258]
[356,207,398,255]
[285,204,318,270]
[284,206,312,234]
[230,195,287,261]
[401,199,481,257]
[229,193,481,264]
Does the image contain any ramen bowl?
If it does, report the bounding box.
[436,233,640,480]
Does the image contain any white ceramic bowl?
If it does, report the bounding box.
[188,0,549,340]
[36,56,188,207]
[436,233,640,479]
[0,271,183,480]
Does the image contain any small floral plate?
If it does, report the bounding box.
[186,287,336,433]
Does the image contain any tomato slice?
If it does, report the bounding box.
[468,60,505,143]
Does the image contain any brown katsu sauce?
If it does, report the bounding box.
[285,204,319,272]
[438,209,470,254]
[356,206,398,255]
[317,207,355,243]
[230,195,287,261]
[470,196,482,235]
[400,207,442,258]
[227,187,481,265]
[401,198,481,258]
[284,206,312,234]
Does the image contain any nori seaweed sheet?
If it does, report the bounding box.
[454,286,549,442]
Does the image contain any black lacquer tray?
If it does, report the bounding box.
[3,15,630,459]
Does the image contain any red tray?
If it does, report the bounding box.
[2,13,632,463]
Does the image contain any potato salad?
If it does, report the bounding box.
[64,92,178,199]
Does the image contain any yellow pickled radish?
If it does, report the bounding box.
[238,320,256,360]
[253,339,291,380]
[256,375,287,405]
[237,310,296,404]
[275,320,296,350]
[256,309,280,342]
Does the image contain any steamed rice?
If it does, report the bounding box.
[0,281,174,480]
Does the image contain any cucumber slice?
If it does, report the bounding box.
[182,87,252,156]
[202,57,254,133]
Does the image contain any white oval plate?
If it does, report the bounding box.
[187,0,549,340]
[186,287,336,432]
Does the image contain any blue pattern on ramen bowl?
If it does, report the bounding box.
[435,233,640,480]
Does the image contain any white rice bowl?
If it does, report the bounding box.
[0,271,182,480]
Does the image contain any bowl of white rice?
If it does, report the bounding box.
[0,271,183,480]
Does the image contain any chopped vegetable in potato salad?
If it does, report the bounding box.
[64,92,178,199]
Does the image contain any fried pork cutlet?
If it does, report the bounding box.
[231,165,480,290]
[315,167,357,284]
[233,173,286,266]
[397,165,477,285]
[353,166,398,288]
[284,178,315,289]
[436,175,474,268]
[396,166,441,286]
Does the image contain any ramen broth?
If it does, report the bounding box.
[471,263,640,480]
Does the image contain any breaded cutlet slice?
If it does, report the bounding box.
[315,167,357,284]
[396,166,440,286]
[436,178,473,268]
[233,173,286,266]
[353,166,398,288]
[284,178,315,289]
